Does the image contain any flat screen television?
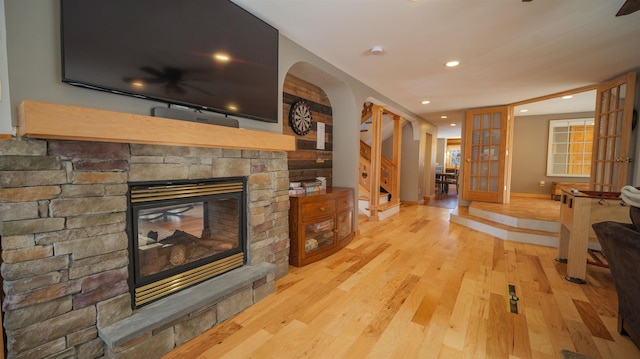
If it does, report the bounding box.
[60,0,279,123]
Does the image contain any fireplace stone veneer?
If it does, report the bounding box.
[0,138,290,358]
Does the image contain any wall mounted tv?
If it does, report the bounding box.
[61,0,279,123]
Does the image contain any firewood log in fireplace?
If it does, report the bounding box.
[138,230,239,277]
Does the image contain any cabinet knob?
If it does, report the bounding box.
[319,207,325,211]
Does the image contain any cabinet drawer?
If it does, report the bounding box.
[337,195,353,212]
[301,200,336,218]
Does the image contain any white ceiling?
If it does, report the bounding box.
[232,0,640,138]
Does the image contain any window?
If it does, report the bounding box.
[547,118,594,177]
[448,149,461,167]
[445,138,461,169]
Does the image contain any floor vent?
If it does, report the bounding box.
[508,284,519,314]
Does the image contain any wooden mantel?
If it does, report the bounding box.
[17,100,296,152]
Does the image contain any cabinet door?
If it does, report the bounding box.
[303,217,335,255]
[336,210,353,242]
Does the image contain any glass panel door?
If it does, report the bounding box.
[463,106,510,203]
[591,72,636,192]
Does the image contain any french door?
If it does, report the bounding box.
[590,71,636,192]
[462,106,512,203]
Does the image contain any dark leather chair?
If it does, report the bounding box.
[592,206,640,349]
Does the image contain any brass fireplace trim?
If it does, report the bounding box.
[131,181,244,203]
[135,252,245,306]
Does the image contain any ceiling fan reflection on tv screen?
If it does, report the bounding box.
[122,66,215,97]
[60,0,279,124]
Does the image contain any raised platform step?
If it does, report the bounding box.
[450,200,560,247]
[469,203,559,233]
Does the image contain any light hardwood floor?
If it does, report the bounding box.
[163,203,640,359]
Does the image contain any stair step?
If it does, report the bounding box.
[469,205,559,233]
[357,199,400,221]
[450,207,559,247]
[358,193,390,203]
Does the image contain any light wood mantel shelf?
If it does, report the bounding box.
[17,100,296,152]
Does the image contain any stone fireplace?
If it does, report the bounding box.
[129,177,248,308]
[0,101,295,358]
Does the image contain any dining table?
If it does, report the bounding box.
[435,172,457,193]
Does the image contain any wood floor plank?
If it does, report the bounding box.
[510,309,533,359]
[388,322,430,358]
[361,275,422,357]
[411,286,439,326]
[437,344,463,359]
[493,237,506,272]
[573,299,614,341]
[486,292,510,359]
[462,313,488,358]
[216,329,272,359]
[524,307,555,357]
[162,202,640,359]
[526,255,553,294]
[565,319,603,358]
[553,289,584,323]
[415,307,450,359]
[443,276,476,350]
[539,292,569,332]
[248,319,309,358]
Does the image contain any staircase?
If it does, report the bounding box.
[358,185,399,221]
[358,102,404,221]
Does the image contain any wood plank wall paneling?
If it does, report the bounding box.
[283,74,334,187]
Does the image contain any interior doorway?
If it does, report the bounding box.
[426,137,460,209]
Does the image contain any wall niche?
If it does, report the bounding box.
[283,74,333,187]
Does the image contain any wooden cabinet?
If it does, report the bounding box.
[556,189,631,283]
[289,187,355,266]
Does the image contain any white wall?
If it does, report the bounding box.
[436,139,446,170]
[399,123,420,202]
[0,0,12,134]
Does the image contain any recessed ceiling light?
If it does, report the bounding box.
[370,46,384,55]
[421,100,430,105]
[445,60,460,67]
[441,115,448,119]
[213,53,231,62]
[450,123,457,127]
[520,109,529,113]
[562,95,573,99]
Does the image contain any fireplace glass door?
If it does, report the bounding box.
[136,199,240,278]
[129,178,246,307]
